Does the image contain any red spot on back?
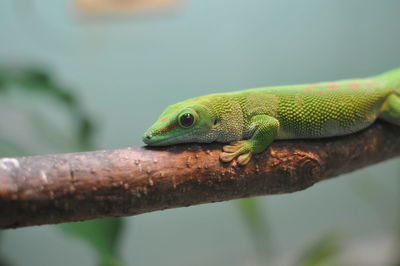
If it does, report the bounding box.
[327,83,340,90]
[348,82,360,90]
[304,87,313,92]
[160,116,169,123]
[318,90,325,95]
[365,79,379,88]
[366,83,374,88]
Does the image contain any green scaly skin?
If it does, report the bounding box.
[143,68,400,165]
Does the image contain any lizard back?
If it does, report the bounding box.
[229,75,396,139]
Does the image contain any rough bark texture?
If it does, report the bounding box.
[0,121,399,229]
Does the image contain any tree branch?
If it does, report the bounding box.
[0,121,399,229]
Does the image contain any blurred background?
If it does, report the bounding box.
[0,0,399,265]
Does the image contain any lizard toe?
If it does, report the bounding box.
[222,145,240,152]
[220,152,237,162]
[237,152,252,165]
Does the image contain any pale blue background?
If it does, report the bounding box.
[0,0,399,265]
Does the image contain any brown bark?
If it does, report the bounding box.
[0,121,399,229]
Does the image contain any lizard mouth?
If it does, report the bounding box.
[142,131,192,146]
[143,121,181,146]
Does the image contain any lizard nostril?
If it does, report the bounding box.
[145,134,152,139]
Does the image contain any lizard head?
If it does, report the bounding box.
[143,102,217,146]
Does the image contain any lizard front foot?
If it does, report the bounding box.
[220,115,279,165]
[220,140,253,165]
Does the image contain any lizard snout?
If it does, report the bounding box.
[142,132,154,144]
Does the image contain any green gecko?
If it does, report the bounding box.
[143,68,400,165]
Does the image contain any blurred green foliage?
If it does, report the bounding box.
[59,218,124,266]
[236,197,273,257]
[297,234,341,266]
[0,65,123,266]
[0,138,27,157]
[0,65,94,150]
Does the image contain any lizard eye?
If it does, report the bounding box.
[178,113,195,128]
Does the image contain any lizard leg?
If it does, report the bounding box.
[379,93,400,126]
[220,115,279,165]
